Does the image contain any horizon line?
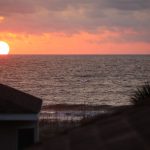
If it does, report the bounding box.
[7,53,150,56]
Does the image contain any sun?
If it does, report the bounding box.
[0,41,10,55]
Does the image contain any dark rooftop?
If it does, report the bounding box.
[0,84,42,114]
[28,105,150,150]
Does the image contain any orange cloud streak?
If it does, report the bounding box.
[0,31,150,54]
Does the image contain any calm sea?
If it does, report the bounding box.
[0,55,150,106]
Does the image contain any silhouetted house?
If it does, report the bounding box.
[0,84,42,150]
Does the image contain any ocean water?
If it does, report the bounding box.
[0,55,150,107]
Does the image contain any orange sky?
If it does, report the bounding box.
[0,0,150,54]
[1,31,149,55]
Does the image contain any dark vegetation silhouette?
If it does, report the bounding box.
[39,82,150,140]
[131,82,150,106]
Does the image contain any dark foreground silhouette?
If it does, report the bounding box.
[27,103,150,150]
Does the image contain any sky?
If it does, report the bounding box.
[0,0,150,54]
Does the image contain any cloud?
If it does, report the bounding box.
[0,0,37,15]
[0,0,150,43]
[97,0,150,11]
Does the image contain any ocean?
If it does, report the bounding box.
[0,55,150,107]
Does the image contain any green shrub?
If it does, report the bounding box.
[131,82,150,106]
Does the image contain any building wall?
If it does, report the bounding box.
[0,121,39,150]
[0,127,17,150]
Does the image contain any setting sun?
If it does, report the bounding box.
[0,41,10,55]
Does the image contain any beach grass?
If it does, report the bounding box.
[39,82,150,141]
[131,82,150,106]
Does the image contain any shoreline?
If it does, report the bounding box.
[42,103,129,111]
